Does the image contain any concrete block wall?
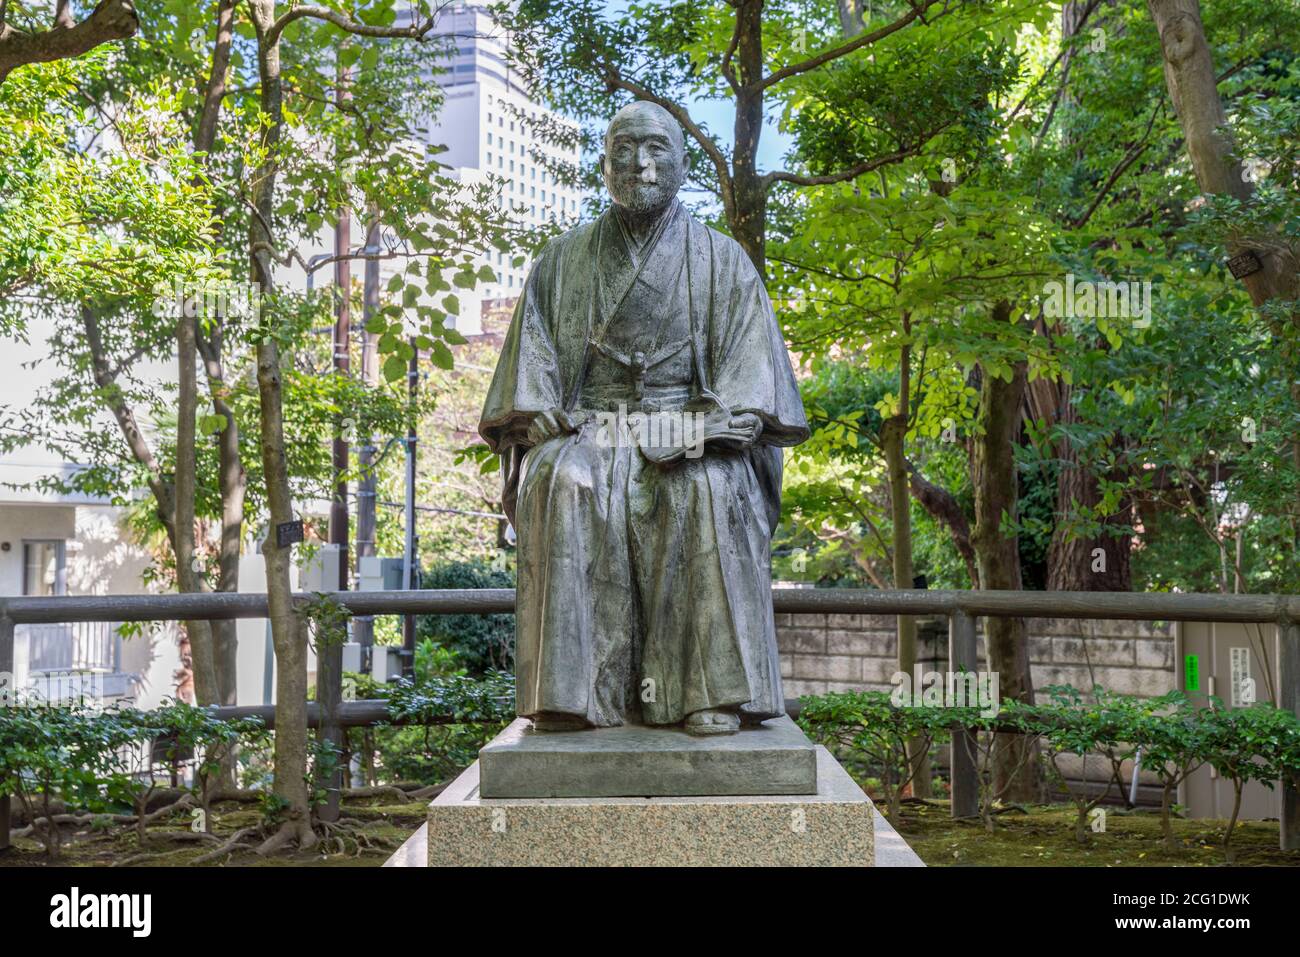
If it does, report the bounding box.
[778,612,1177,804]
[778,612,1176,701]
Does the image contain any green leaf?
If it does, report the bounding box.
[430,340,454,370]
[382,355,407,383]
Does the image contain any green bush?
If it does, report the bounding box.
[0,700,262,859]
[797,690,955,820]
[415,558,516,675]
[796,684,1300,855]
[369,672,515,785]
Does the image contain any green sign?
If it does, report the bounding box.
[1185,654,1199,692]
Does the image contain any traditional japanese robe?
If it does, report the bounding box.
[479,199,808,727]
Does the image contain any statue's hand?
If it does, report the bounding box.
[527,409,582,446]
[699,412,763,452]
[726,413,763,447]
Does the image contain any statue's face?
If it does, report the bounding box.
[601,105,688,215]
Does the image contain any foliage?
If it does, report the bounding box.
[797,682,1300,858]
[0,698,262,858]
[414,558,517,675]
[797,689,954,820]
[373,671,514,784]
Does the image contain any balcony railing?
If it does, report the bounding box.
[21,621,121,674]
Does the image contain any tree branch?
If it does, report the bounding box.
[0,0,139,86]
[267,5,439,47]
[763,143,924,188]
[758,0,942,92]
[1068,99,1163,229]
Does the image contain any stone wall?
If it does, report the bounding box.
[778,612,1176,701]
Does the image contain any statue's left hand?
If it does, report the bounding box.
[728,413,763,446]
[703,412,762,452]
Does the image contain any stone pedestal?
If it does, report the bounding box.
[426,744,874,866]
[479,715,817,798]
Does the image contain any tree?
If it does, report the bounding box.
[243,0,505,851]
[505,0,1008,273]
[1147,0,1300,588]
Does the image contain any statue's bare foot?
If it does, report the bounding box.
[684,708,740,736]
[531,712,588,732]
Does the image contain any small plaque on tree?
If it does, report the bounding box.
[276,520,304,548]
[1227,251,1263,279]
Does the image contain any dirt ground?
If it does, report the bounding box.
[0,795,429,867]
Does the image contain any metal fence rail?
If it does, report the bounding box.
[2,588,1298,853]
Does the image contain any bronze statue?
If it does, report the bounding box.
[480,101,808,735]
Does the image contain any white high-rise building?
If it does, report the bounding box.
[408,2,585,317]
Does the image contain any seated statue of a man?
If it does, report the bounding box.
[479,101,809,736]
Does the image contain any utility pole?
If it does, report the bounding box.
[318,59,351,825]
[402,336,419,677]
[354,214,381,661]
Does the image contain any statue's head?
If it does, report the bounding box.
[600,101,689,215]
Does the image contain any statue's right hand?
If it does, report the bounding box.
[527,409,580,446]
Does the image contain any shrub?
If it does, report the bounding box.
[797,683,1300,850]
[0,703,135,859]
[367,671,515,786]
[797,690,953,820]
[415,558,516,675]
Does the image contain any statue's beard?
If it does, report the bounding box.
[607,170,683,216]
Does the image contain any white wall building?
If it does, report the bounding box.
[0,319,184,710]
[405,2,585,320]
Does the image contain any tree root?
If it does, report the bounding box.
[992,802,1031,816]
[17,793,195,839]
[255,816,317,856]
[193,826,260,865]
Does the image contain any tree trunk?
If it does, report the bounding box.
[971,315,1038,802]
[1160,780,1178,848]
[729,0,767,275]
[81,303,218,703]
[353,214,381,652]
[1046,390,1132,591]
[249,0,315,850]
[318,65,353,822]
[1148,0,1300,586]
[836,0,867,35]
[192,0,241,793]
[1041,3,1134,595]
[881,327,928,796]
[1224,777,1243,861]
[175,306,218,706]
[196,0,242,717]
